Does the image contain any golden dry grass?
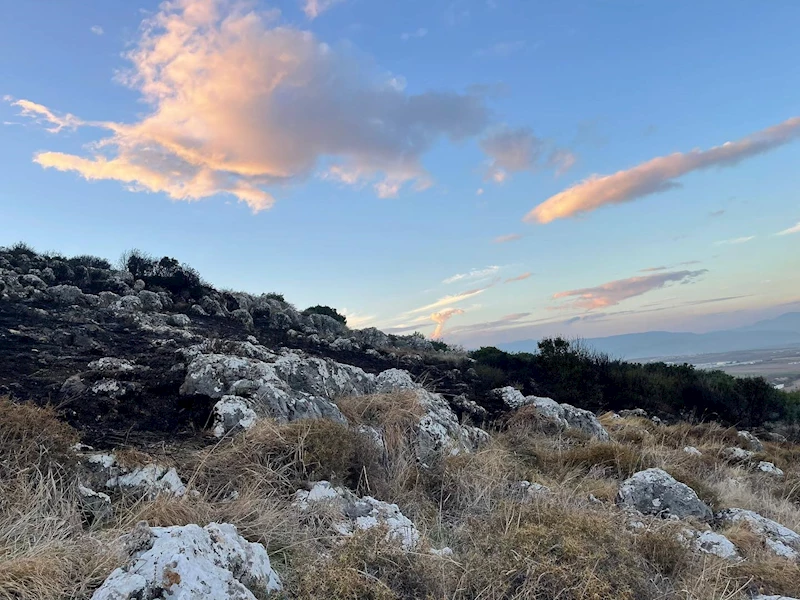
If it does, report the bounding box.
[1,395,799,600]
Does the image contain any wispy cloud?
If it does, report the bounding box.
[505,272,531,283]
[480,126,575,183]
[302,0,344,19]
[493,233,522,244]
[407,287,488,314]
[443,266,500,284]
[476,188,484,196]
[709,209,725,218]
[553,270,708,310]
[90,25,104,36]
[474,40,525,58]
[4,97,82,133]
[715,236,755,245]
[525,116,800,224]
[401,28,427,41]
[776,221,800,236]
[430,308,465,339]
[640,260,700,273]
[9,0,490,212]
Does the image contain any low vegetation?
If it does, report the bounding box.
[2,392,799,599]
[472,339,800,432]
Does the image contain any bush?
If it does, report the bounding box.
[471,338,796,431]
[302,305,347,325]
[120,250,206,300]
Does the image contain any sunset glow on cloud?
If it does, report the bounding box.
[526,117,800,224]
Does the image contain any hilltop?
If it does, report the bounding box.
[1,242,799,599]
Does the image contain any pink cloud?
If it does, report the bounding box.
[9,0,488,212]
[525,116,800,223]
[553,270,707,310]
[430,308,465,339]
[302,0,344,19]
[504,272,531,283]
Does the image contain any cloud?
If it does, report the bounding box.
[430,308,465,339]
[10,0,489,212]
[504,272,531,283]
[639,266,668,273]
[401,28,427,41]
[5,98,83,133]
[340,308,376,329]
[553,269,708,310]
[443,265,500,284]
[715,236,755,245]
[640,260,700,273]
[474,40,525,58]
[476,187,484,195]
[492,233,522,244]
[90,25,104,36]
[302,0,343,19]
[776,221,800,236]
[480,126,575,182]
[525,116,800,223]
[407,287,488,314]
[709,209,725,218]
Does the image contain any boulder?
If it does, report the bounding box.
[758,461,785,476]
[48,284,85,305]
[137,290,163,312]
[491,387,609,440]
[91,521,281,599]
[231,308,255,330]
[167,313,192,327]
[293,481,420,549]
[683,446,702,456]
[617,468,712,521]
[716,508,800,559]
[737,430,764,452]
[530,396,610,441]
[678,528,740,560]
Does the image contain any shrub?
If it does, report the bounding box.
[119,250,206,300]
[302,305,347,325]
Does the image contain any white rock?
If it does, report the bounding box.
[530,396,610,441]
[716,508,800,559]
[91,522,281,599]
[107,465,187,497]
[212,395,258,438]
[753,596,800,600]
[493,386,528,409]
[294,481,421,550]
[678,528,741,560]
[683,446,702,456]
[758,461,784,476]
[723,447,755,461]
[617,468,712,521]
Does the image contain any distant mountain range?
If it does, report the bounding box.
[498,312,800,360]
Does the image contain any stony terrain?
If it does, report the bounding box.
[1,245,799,599]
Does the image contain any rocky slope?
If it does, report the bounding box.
[2,244,799,600]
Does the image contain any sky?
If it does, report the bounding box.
[1,0,799,347]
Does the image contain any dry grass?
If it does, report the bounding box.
[1,394,799,600]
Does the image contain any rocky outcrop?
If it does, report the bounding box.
[293,481,420,549]
[379,369,489,464]
[617,468,712,521]
[737,430,764,452]
[492,387,610,440]
[716,509,800,559]
[91,521,282,599]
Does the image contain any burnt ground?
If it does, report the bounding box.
[0,298,486,449]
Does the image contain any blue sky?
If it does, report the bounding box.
[1,0,798,346]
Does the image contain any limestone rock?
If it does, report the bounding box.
[678,528,741,560]
[91,521,281,599]
[716,508,800,559]
[212,395,258,437]
[737,430,764,452]
[617,468,712,521]
[293,481,420,549]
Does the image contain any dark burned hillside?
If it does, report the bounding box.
[0,242,797,447]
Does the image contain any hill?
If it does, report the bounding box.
[1,242,800,599]
[499,314,800,359]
